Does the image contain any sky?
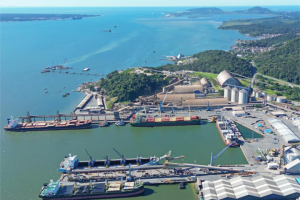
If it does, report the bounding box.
[0,0,299,7]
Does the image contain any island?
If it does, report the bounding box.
[0,13,101,22]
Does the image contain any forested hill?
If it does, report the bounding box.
[155,50,253,77]
[98,71,167,101]
[255,37,300,84]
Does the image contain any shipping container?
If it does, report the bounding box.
[184,117,191,121]
[170,117,176,121]
[155,118,162,122]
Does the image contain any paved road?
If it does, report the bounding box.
[257,73,300,88]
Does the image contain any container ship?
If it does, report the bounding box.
[39,180,144,199]
[216,120,240,147]
[4,118,92,132]
[130,113,200,127]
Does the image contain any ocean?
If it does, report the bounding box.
[0,6,298,200]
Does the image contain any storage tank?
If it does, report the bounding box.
[267,94,276,101]
[231,87,239,103]
[255,90,262,98]
[262,92,267,97]
[252,90,256,97]
[224,86,231,101]
[238,89,248,104]
[276,96,287,103]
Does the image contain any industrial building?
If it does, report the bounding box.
[216,70,241,88]
[293,119,300,131]
[174,85,204,94]
[268,118,300,143]
[202,175,300,200]
[157,93,195,104]
[200,78,211,87]
[285,159,300,174]
[182,98,228,106]
[284,145,300,164]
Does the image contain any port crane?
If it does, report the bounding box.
[113,148,126,166]
[103,155,110,167]
[210,143,232,166]
[85,148,95,168]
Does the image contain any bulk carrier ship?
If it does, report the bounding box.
[39,180,144,199]
[216,120,240,147]
[4,117,92,132]
[130,113,200,127]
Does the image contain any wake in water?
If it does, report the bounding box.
[66,31,139,65]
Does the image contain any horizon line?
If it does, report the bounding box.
[0,5,299,8]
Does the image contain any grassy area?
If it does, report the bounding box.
[106,97,118,110]
[239,79,251,87]
[220,21,252,27]
[122,68,135,74]
[190,72,218,79]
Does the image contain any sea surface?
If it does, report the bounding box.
[0,6,298,200]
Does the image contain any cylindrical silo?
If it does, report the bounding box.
[262,92,267,97]
[238,89,248,104]
[255,90,261,98]
[267,94,276,101]
[224,86,231,101]
[276,96,287,103]
[231,87,239,103]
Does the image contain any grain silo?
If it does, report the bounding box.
[276,96,287,103]
[224,86,231,101]
[267,94,276,101]
[231,87,239,103]
[238,89,248,104]
[255,90,262,98]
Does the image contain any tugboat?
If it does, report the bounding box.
[115,119,125,126]
[99,120,109,127]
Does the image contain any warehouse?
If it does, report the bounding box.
[216,70,241,88]
[157,93,195,104]
[268,118,300,143]
[202,175,300,200]
[182,98,228,106]
[174,85,204,93]
[285,159,300,174]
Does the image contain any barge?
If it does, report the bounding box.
[130,114,200,127]
[216,120,240,147]
[39,180,144,199]
[4,118,92,132]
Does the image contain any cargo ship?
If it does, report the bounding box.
[130,113,200,127]
[216,120,240,147]
[4,118,92,132]
[59,153,160,173]
[39,180,144,199]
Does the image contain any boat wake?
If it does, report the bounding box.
[67,31,138,65]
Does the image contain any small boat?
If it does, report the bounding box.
[99,120,109,127]
[115,119,125,126]
[72,90,76,92]
[58,90,60,92]
[43,88,47,90]
[45,91,48,93]
[66,93,70,95]
[153,51,155,53]
[114,25,117,28]
[63,87,65,89]
[103,29,111,32]
[83,68,90,71]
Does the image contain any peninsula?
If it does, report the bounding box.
[0,13,101,22]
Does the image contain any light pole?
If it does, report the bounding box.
[251,122,255,141]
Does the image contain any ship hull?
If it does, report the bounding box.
[4,124,92,132]
[59,158,156,173]
[216,120,240,148]
[130,119,200,127]
[39,187,144,200]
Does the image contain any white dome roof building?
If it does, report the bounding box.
[217,70,241,88]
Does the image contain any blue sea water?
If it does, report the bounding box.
[0,6,299,200]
